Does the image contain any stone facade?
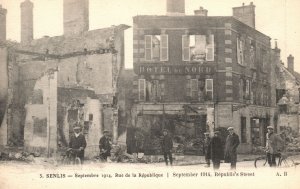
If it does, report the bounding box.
[132,3,276,154]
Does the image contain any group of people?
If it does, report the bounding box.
[68,126,112,164]
[68,124,284,168]
[203,127,240,170]
[203,125,285,169]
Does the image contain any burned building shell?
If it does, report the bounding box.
[0,0,130,158]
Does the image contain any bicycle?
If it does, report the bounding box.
[62,148,82,165]
[254,151,295,168]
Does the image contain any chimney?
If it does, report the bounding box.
[287,55,294,72]
[0,5,7,42]
[63,0,89,36]
[232,2,255,28]
[166,0,185,16]
[194,7,208,16]
[21,0,34,44]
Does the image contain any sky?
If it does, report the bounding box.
[0,0,299,70]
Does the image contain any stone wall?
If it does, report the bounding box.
[24,71,57,156]
[0,47,7,125]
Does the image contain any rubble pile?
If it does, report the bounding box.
[286,136,300,152]
[108,145,151,163]
[0,151,40,162]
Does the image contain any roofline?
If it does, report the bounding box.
[133,15,271,40]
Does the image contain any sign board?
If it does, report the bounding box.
[134,63,215,75]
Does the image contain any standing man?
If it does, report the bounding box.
[99,130,112,162]
[224,127,240,169]
[69,125,87,164]
[161,129,173,166]
[265,126,284,167]
[210,131,223,170]
[203,132,211,167]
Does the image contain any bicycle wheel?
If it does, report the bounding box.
[254,157,268,168]
[62,156,71,165]
[74,157,81,165]
[279,157,295,168]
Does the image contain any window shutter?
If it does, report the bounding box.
[237,38,244,65]
[191,79,198,98]
[205,79,213,101]
[145,35,152,61]
[138,79,146,101]
[182,35,190,61]
[206,34,214,61]
[186,79,191,97]
[160,35,168,61]
[237,38,241,64]
[246,80,250,98]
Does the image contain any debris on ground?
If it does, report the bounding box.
[0,150,40,163]
[286,136,300,152]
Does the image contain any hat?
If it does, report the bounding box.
[227,127,234,131]
[162,129,168,132]
[73,126,81,130]
[267,126,274,130]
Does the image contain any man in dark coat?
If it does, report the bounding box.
[99,130,112,161]
[69,126,87,164]
[224,127,240,169]
[203,132,211,167]
[161,129,173,166]
[210,131,223,170]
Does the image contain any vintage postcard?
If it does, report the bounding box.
[0,0,300,188]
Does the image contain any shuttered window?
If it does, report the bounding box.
[145,35,168,61]
[182,35,190,61]
[237,37,244,65]
[182,35,214,62]
[191,79,198,98]
[206,34,214,61]
[205,79,213,101]
[160,35,168,61]
[138,79,146,101]
[145,35,152,61]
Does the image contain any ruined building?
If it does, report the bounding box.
[0,4,8,146]
[131,0,277,154]
[0,0,129,158]
[274,47,300,135]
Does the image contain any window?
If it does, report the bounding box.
[261,49,268,72]
[139,79,164,102]
[241,117,247,143]
[245,80,250,99]
[239,79,244,102]
[89,114,93,121]
[249,40,255,68]
[144,35,168,61]
[150,80,162,102]
[186,79,198,100]
[191,79,198,98]
[276,89,286,103]
[205,79,213,101]
[138,79,146,101]
[237,37,244,65]
[182,34,214,62]
[33,118,47,138]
